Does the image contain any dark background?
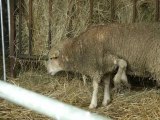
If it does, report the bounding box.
[0,0,9,56]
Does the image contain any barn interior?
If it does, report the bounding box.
[0,0,160,120]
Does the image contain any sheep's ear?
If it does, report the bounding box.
[54,50,60,57]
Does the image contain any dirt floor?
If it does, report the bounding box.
[0,57,160,120]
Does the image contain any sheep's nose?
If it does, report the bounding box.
[47,72,51,75]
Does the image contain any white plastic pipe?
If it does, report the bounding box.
[0,81,110,120]
[0,0,6,81]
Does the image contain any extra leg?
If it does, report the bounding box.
[113,59,130,92]
[121,71,131,89]
[113,66,123,90]
[102,74,111,106]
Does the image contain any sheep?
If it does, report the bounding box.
[47,22,160,108]
[100,23,160,86]
[74,23,160,87]
[46,34,129,108]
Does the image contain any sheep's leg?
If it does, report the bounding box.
[113,67,123,92]
[113,59,126,88]
[121,71,131,89]
[113,59,130,92]
[102,75,111,106]
[89,77,100,109]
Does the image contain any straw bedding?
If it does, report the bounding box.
[0,67,160,120]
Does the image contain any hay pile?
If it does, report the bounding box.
[0,70,160,120]
[16,0,156,55]
[17,0,90,55]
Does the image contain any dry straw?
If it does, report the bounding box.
[16,0,155,55]
[0,71,160,120]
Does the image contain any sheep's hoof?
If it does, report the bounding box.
[113,83,131,93]
[124,83,131,89]
[113,84,122,93]
[89,103,97,109]
[102,99,111,106]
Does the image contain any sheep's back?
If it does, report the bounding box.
[103,23,160,77]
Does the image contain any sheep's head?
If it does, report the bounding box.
[46,41,65,75]
[46,49,62,75]
[46,40,72,75]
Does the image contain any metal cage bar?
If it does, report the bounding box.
[48,0,52,50]
[89,0,93,23]
[29,0,33,56]
[110,0,115,22]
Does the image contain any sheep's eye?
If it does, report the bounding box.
[50,57,58,60]
[54,57,58,59]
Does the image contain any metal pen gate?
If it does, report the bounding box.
[9,0,160,77]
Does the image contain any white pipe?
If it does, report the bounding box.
[0,81,110,120]
[0,0,6,81]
